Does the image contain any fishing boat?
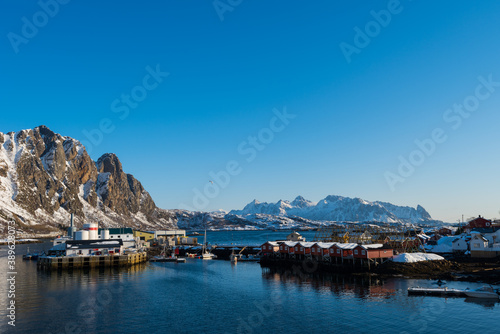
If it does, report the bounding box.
[149,245,186,263]
[464,286,500,299]
[200,230,216,260]
[236,254,260,262]
[230,251,238,264]
[23,247,39,261]
[150,256,186,263]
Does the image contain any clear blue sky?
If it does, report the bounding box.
[1,0,500,223]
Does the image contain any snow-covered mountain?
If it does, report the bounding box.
[0,126,177,236]
[0,126,443,236]
[230,195,436,225]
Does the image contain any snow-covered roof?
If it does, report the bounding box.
[471,234,488,242]
[314,242,336,249]
[261,241,279,247]
[358,243,384,250]
[283,241,299,247]
[336,243,357,250]
[439,226,458,231]
[451,236,468,244]
[298,242,316,247]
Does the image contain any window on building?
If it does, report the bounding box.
[354,250,358,255]
[362,250,366,255]
[300,247,304,251]
[337,249,340,254]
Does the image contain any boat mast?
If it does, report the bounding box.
[203,229,207,254]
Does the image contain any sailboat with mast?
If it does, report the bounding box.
[200,229,216,260]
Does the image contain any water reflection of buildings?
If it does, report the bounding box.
[40,262,148,291]
[261,267,397,300]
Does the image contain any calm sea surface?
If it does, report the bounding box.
[1,231,499,334]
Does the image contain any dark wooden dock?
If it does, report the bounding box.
[407,287,467,297]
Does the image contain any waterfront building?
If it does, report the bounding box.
[48,239,123,256]
[279,241,298,254]
[311,242,334,258]
[152,230,186,239]
[134,230,155,242]
[437,227,457,236]
[470,229,500,258]
[97,228,135,248]
[261,241,279,254]
[353,244,393,259]
[335,243,357,258]
[464,216,493,233]
[451,237,469,252]
[295,242,316,255]
[286,231,305,242]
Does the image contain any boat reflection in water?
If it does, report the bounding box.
[464,297,499,309]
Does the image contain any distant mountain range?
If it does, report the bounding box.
[229,195,435,225]
[0,126,443,236]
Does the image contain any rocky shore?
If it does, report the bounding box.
[374,258,500,284]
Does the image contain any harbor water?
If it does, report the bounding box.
[1,231,499,333]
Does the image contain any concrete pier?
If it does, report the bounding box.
[37,252,147,270]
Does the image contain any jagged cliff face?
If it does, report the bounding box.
[0,126,176,235]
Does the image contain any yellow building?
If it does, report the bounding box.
[133,231,155,242]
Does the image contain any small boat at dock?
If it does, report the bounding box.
[200,230,216,260]
[149,244,186,263]
[409,285,500,300]
[23,247,40,261]
[236,254,260,262]
[150,255,186,263]
[464,286,500,299]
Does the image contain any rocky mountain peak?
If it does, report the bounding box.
[416,205,431,220]
[97,153,123,176]
[0,126,176,234]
